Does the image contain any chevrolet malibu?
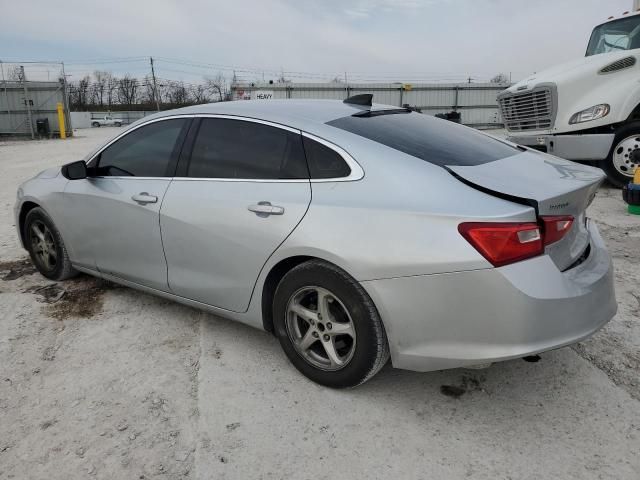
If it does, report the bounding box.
[14,96,617,388]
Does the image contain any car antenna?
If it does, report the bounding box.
[343,94,373,106]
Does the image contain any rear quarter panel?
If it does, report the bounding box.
[267,128,536,281]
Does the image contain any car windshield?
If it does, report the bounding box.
[586,15,640,56]
[326,111,519,167]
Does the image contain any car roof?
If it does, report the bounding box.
[143,99,397,131]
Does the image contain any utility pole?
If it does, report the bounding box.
[20,66,35,139]
[150,56,160,111]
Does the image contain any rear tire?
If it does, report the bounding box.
[91,122,100,127]
[273,260,390,388]
[114,122,122,127]
[602,122,640,187]
[24,207,78,281]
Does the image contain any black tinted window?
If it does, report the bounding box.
[303,137,351,178]
[97,119,186,176]
[327,112,518,167]
[188,119,308,179]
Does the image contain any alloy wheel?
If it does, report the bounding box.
[285,286,356,371]
[30,220,57,272]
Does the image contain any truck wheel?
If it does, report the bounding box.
[91,121,100,127]
[603,122,640,187]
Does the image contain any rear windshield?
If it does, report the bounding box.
[326,111,518,167]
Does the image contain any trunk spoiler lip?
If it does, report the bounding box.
[444,166,540,216]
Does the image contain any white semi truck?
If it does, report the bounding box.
[498,5,640,186]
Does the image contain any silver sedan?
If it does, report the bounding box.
[14,96,617,388]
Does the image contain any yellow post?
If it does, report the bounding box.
[634,166,640,185]
[57,102,66,139]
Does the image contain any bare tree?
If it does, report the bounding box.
[165,80,190,105]
[204,73,226,102]
[191,84,211,104]
[105,72,117,107]
[490,73,510,84]
[140,75,156,105]
[117,74,138,106]
[92,71,109,107]
[69,75,91,109]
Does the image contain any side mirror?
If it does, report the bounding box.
[61,160,88,180]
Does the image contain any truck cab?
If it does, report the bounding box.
[499,9,640,186]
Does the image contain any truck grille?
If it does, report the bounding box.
[498,87,555,131]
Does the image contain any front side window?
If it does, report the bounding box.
[96,119,187,177]
[188,118,309,179]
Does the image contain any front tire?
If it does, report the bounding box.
[114,122,122,127]
[602,122,640,187]
[273,260,390,388]
[91,122,100,127]
[24,207,78,281]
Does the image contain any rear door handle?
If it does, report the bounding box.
[248,201,285,216]
[131,192,158,205]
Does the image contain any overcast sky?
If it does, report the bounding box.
[0,0,634,83]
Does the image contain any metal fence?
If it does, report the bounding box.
[0,80,71,137]
[231,82,509,127]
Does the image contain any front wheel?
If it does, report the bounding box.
[24,207,78,281]
[114,122,122,127]
[91,122,100,127]
[602,122,640,187]
[273,260,390,388]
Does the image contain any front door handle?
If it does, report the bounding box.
[131,192,158,205]
[248,201,285,217]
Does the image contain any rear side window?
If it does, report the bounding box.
[188,118,309,179]
[327,112,518,167]
[97,119,187,177]
[302,137,351,179]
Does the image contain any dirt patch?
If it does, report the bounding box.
[0,258,36,280]
[440,374,485,398]
[24,284,66,303]
[38,276,118,320]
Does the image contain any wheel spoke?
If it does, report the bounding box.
[41,252,51,270]
[321,337,344,368]
[290,303,318,324]
[31,224,45,242]
[330,321,354,338]
[298,328,318,351]
[317,289,331,321]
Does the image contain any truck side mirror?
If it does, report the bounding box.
[61,160,88,180]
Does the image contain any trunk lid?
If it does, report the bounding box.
[447,150,605,270]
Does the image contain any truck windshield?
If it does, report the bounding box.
[586,15,640,56]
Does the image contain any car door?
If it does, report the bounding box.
[62,117,190,291]
[160,116,312,312]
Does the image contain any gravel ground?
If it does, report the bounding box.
[1,127,639,480]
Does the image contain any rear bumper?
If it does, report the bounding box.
[507,133,614,161]
[361,220,617,372]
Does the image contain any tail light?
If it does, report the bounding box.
[459,215,574,267]
[540,215,574,246]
